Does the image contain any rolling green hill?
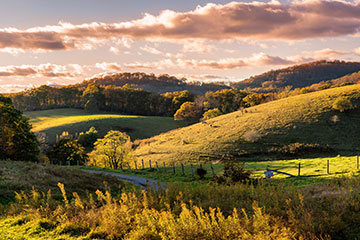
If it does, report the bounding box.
[25,108,186,144]
[232,60,360,92]
[134,84,360,164]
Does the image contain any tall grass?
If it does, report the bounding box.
[2,176,360,239]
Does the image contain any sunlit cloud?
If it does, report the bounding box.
[354,47,360,56]
[0,1,359,52]
[0,63,83,78]
[309,48,348,58]
[95,62,122,71]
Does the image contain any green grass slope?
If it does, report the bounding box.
[25,108,186,144]
[134,84,360,164]
[0,160,127,204]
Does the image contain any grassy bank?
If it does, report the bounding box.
[134,84,360,164]
[25,108,186,144]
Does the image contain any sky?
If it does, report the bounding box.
[0,0,360,93]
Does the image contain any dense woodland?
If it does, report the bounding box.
[232,60,360,92]
[6,60,360,122]
[79,72,229,94]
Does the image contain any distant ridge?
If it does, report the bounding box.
[232,60,360,92]
[77,72,230,95]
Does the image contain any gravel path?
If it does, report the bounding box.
[82,169,166,190]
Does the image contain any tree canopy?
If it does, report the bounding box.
[90,130,133,169]
[0,96,39,161]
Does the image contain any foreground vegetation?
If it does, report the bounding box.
[0,161,127,205]
[1,175,360,239]
[25,108,186,144]
[134,84,360,164]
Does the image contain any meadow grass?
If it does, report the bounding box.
[134,84,360,164]
[2,175,360,239]
[0,160,131,205]
[75,155,360,187]
[25,108,186,143]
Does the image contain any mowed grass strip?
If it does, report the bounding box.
[134,84,360,164]
[25,108,186,143]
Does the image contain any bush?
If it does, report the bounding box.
[332,97,355,112]
[219,162,252,184]
[47,138,88,165]
[202,108,222,120]
[243,130,261,143]
[195,167,207,179]
[174,102,201,122]
[77,126,98,148]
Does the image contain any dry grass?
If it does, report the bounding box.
[0,160,129,204]
[134,84,360,164]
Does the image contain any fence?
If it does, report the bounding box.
[56,156,360,179]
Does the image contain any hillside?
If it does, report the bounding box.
[232,60,360,91]
[79,72,230,94]
[134,84,360,164]
[0,160,126,204]
[25,108,186,144]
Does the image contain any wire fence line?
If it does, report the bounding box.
[55,156,360,178]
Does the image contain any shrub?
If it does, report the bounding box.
[202,108,222,120]
[195,167,207,179]
[47,138,88,165]
[174,102,201,122]
[243,130,261,143]
[332,97,355,112]
[77,126,98,148]
[219,161,252,184]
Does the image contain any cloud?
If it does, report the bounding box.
[354,47,360,56]
[181,41,216,53]
[177,52,307,70]
[140,45,164,55]
[0,0,359,52]
[0,63,83,78]
[310,48,348,58]
[95,62,122,71]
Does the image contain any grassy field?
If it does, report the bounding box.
[25,108,186,144]
[134,84,360,164]
[76,155,360,187]
[0,160,131,205]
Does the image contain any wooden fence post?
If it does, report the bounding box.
[163,162,166,172]
[327,160,329,174]
[173,163,176,175]
[156,162,159,172]
[191,164,194,177]
[298,163,301,176]
[142,159,144,169]
[181,164,185,176]
[135,161,137,170]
